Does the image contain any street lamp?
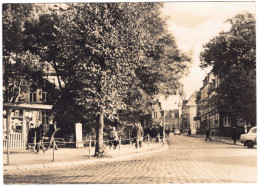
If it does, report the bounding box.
[163,110,165,145]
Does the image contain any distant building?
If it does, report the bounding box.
[181,91,198,134]
[151,101,163,127]
[164,109,179,132]
[151,99,179,132]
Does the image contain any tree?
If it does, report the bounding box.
[23,3,190,156]
[200,13,256,125]
[2,4,56,103]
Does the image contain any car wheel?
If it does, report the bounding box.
[246,141,254,148]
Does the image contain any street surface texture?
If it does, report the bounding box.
[3,134,257,184]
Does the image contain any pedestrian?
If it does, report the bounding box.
[154,125,160,142]
[109,127,119,150]
[26,123,36,152]
[159,124,164,140]
[232,126,237,144]
[136,123,144,148]
[131,123,138,146]
[35,123,47,153]
[188,128,191,136]
[46,120,59,151]
[205,129,212,141]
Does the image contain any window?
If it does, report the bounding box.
[42,111,49,126]
[223,117,231,127]
[42,91,49,103]
[215,114,219,128]
[251,128,257,133]
[154,112,157,119]
[210,117,214,128]
[30,92,36,102]
[29,84,37,102]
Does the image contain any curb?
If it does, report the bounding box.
[190,135,244,146]
[3,146,168,171]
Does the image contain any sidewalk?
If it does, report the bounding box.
[190,134,243,146]
[3,141,168,171]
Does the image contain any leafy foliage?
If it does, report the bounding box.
[2,4,56,103]
[200,13,256,125]
[7,3,190,155]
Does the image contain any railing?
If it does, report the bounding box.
[3,133,27,149]
[4,134,167,165]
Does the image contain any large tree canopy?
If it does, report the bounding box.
[200,13,256,125]
[6,3,190,156]
[2,4,56,103]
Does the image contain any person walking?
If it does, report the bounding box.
[35,123,46,153]
[109,127,119,150]
[131,123,138,146]
[205,129,212,141]
[188,128,191,136]
[136,123,144,148]
[26,123,36,152]
[46,120,59,151]
[232,126,237,144]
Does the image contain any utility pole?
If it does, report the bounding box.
[163,110,165,145]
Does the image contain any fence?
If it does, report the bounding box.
[3,133,27,149]
[4,134,167,165]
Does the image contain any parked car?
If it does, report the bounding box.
[240,127,257,148]
[174,129,181,136]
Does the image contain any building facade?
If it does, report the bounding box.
[181,91,198,134]
[195,71,246,137]
[3,73,57,148]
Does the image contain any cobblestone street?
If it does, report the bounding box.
[3,134,257,184]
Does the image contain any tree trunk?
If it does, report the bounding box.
[94,111,104,157]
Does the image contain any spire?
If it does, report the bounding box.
[180,85,186,99]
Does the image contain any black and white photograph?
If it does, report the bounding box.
[1,0,257,184]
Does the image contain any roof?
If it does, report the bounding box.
[180,86,186,98]
[3,103,53,110]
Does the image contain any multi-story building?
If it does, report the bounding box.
[181,91,198,134]
[151,101,163,127]
[195,71,246,136]
[151,99,179,132]
[164,109,179,132]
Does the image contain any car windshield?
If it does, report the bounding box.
[250,128,257,133]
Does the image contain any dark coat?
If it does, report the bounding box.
[27,128,36,143]
[47,124,56,137]
[232,128,237,139]
[150,127,159,138]
[36,124,44,142]
[131,125,138,138]
[159,126,164,137]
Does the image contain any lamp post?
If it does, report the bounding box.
[163,110,165,145]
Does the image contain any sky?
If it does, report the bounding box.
[159,1,255,110]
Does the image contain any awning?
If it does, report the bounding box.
[3,103,53,110]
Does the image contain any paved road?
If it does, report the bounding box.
[3,134,257,184]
